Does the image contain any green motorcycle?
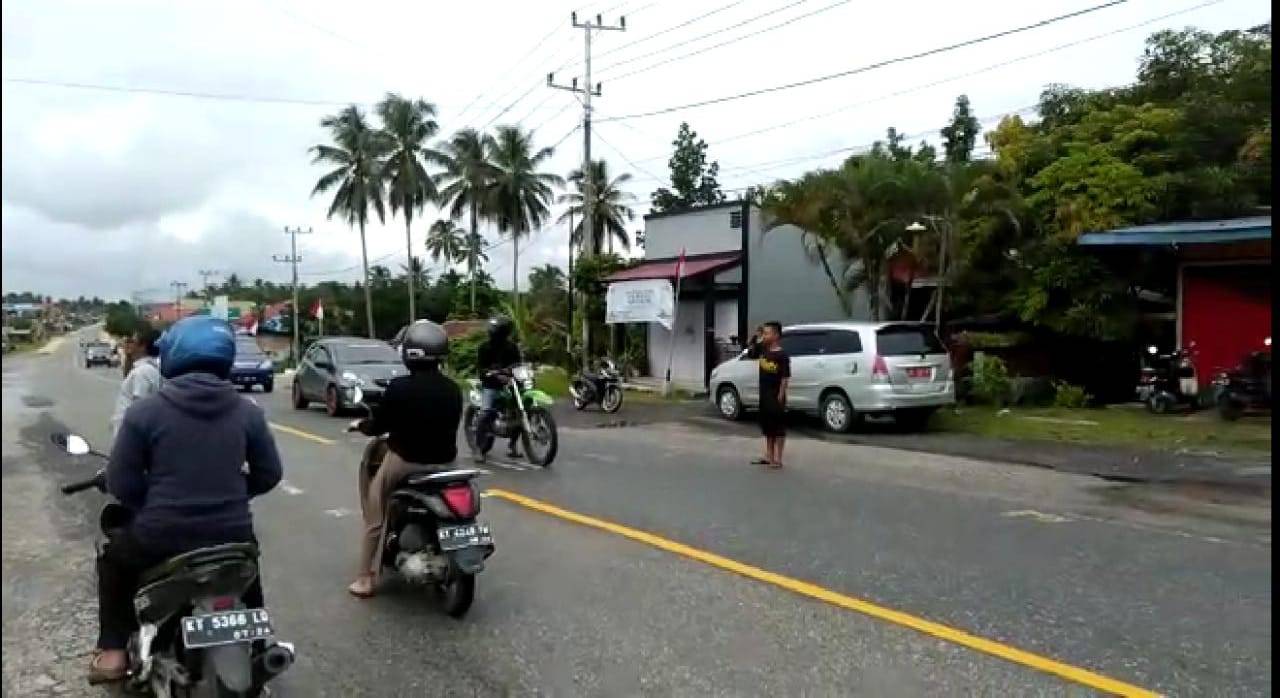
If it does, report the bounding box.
[464,363,559,467]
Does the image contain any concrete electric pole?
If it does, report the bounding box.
[548,11,625,367]
[274,226,312,366]
[198,269,221,303]
[170,281,189,317]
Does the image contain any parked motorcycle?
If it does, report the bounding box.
[1213,337,1272,421]
[1136,344,1199,413]
[346,387,494,617]
[463,364,559,467]
[53,432,294,697]
[570,358,623,413]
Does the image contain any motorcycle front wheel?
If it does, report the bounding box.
[601,385,623,413]
[463,406,493,456]
[521,408,559,467]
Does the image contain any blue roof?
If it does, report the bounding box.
[1078,216,1271,246]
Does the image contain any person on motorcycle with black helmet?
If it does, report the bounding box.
[348,320,462,599]
[473,315,524,461]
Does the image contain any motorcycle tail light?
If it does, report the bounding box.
[211,596,236,611]
[441,485,477,518]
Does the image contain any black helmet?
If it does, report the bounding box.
[488,315,514,342]
[400,320,448,368]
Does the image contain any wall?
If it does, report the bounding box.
[646,299,705,389]
[1181,263,1271,385]
[643,203,743,259]
[745,206,869,329]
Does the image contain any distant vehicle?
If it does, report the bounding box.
[1214,338,1272,421]
[709,321,956,433]
[291,337,407,417]
[230,336,274,393]
[83,341,115,368]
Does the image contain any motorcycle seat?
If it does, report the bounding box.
[404,469,482,487]
[139,542,259,586]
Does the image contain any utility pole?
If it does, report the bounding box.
[549,10,625,368]
[198,269,221,304]
[275,226,312,366]
[566,210,575,357]
[170,281,188,318]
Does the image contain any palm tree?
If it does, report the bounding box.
[310,104,390,338]
[485,125,563,309]
[429,129,497,315]
[425,218,467,268]
[377,93,438,324]
[400,255,430,291]
[557,159,637,254]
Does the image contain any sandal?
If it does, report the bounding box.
[347,574,375,599]
[87,650,127,685]
[751,458,772,465]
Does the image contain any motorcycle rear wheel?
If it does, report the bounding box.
[441,574,475,618]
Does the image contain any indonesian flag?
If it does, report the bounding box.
[674,247,686,280]
[311,298,324,320]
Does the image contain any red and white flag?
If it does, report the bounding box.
[311,298,324,320]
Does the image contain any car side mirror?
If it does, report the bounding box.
[315,361,332,371]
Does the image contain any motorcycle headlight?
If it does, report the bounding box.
[520,378,534,391]
[513,365,533,382]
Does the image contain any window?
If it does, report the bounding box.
[823,330,863,354]
[780,332,825,357]
[729,210,743,229]
[335,342,399,365]
[875,325,946,356]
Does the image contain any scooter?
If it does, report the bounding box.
[1136,344,1199,414]
[346,388,494,617]
[1213,337,1272,421]
[570,358,624,413]
[53,433,294,697]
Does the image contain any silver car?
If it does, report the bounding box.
[708,321,955,432]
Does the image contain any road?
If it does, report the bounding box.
[2,330,1271,696]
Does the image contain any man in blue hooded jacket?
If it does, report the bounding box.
[89,316,283,684]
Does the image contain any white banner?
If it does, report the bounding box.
[606,279,674,329]
[210,295,230,321]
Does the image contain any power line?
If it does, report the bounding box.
[566,0,748,68]
[591,124,668,185]
[599,0,1130,122]
[3,77,360,107]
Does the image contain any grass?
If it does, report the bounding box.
[935,405,1272,456]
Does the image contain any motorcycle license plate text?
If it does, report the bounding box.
[181,608,274,649]
[438,523,493,552]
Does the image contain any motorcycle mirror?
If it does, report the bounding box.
[351,386,364,405]
[1147,345,1158,355]
[64,434,91,456]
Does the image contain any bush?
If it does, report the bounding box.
[1052,380,1092,408]
[970,353,1012,406]
[447,330,486,377]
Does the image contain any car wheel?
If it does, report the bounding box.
[292,381,309,410]
[325,385,342,417]
[716,385,744,421]
[820,392,855,433]
[263,381,274,394]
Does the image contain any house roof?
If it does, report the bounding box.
[642,200,746,221]
[1077,216,1272,246]
[604,251,742,283]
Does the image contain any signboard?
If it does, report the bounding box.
[211,295,230,321]
[606,279,674,329]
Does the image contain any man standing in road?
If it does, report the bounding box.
[109,327,162,438]
[752,321,790,468]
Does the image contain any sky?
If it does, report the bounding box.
[1,0,1270,302]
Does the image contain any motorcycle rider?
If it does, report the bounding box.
[473,315,524,462]
[90,316,283,684]
[348,320,462,599]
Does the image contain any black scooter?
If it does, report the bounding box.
[347,387,494,617]
[1136,345,1200,413]
[53,433,294,697]
[1213,338,1272,421]
[570,358,624,413]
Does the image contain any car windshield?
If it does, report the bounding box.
[335,343,398,365]
[876,325,946,356]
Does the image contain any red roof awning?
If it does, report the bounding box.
[604,251,741,283]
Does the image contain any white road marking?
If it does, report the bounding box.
[324,508,353,518]
[582,452,620,463]
[280,481,304,496]
[1002,510,1072,524]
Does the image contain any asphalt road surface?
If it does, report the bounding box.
[2,330,1271,696]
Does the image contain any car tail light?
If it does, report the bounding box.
[871,355,889,383]
[211,596,236,611]
[441,485,477,518]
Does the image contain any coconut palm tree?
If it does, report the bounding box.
[485,125,563,309]
[400,255,430,291]
[310,104,390,338]
[428,129,497,315]
[425,218,467,268]
[556,159,637,254]
[377,93,439,324]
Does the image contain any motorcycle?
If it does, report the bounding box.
[570,358,624,413]
[53,433,294,697]
[1136,344,1199,414]
[346,388,494,617]
[1213,337,1272,421]
[463,364,559,467]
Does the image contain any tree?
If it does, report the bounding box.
[377,93,439,324]
[400,255,430,291]
[425,218,467,268]
[310,104,390,338]
[940,95,981,164]
[557,159,637,254]
[430,129,498,314]
[485,125,563,308]
[650,122,724,212]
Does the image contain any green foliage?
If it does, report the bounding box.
[558,159,637,254]
[1052,381,1092,408]
[1026,146,1155,239]
[447,330,486,377]
[970,353,1012,406]
[104,304,142,338]
[941,95,981,164]
[650,122,725,212]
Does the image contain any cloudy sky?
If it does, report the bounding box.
[1,0,1268,301]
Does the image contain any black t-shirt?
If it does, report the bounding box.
[758,346,791,410]
[365,371,462,464]
[476,339,522,388]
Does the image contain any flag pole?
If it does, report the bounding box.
[662,249,686,397]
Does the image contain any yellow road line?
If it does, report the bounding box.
[485,488,1160,698]
[269,422,336,445]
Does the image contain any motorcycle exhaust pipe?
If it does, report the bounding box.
[254,641,295,679]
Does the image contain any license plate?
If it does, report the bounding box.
[906,367,932,379]
[438,523,493,552]
[181,608,274,649]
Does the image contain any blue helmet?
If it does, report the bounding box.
[156,316,236,379]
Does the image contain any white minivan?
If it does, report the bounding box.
[708,321,955,432]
